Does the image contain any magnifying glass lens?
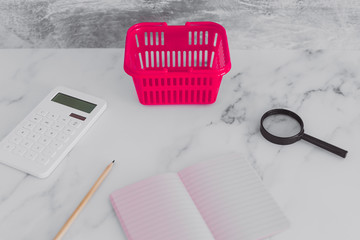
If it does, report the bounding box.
[262,114,302,138]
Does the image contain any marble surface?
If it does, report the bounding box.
[0,49,359,240]
[1,0,360,49]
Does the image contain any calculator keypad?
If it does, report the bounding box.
[2,111,77,166]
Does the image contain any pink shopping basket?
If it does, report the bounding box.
[124,22,231,105]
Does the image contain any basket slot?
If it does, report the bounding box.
[177,51,181,67]
[205,31,208,45]
[166,51,170,67]
[144,32,148,46]
[167,91,171,103]
[188,51,192,67]
[172,51,176,67]
[183,51,186,67]
[155,32,159,45]
[161,32,164,45]
[179,90,182,103]
[150,32,154,45]
[135,34,140,48]
[210,51,215,68]
[150,51,155,67]
[199,31,203,45]
[194,31,198,45]
[145,51,149,67]
[156,91,160,103]
[156,51,160,67]
[199,50,203,67]
[202,90,207,103]
[188,31,192,45]
[193,51,197,67]
[213,33,218,47]
[139,53,144,69]
[173,91,177,103]
[161,51,165,67]
[162,91,165,103]
[149,91,153,103]
[204,50,208,67]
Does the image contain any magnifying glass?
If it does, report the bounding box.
[260,109,348,158]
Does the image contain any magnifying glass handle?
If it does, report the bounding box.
[302,134,348,158]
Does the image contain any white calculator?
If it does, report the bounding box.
[0,87,107,178]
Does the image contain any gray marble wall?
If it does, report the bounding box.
[0,0,360,49]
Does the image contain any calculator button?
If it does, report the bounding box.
[42,147,57,158]
[45,129,58,138]
[41,119,53,127]
[32,143,45,152]
[30,115,42,123]
[38,110,48,116]
[28,133,41,141]
[11,135,22,144]
[21,139,34,148]
[63,126,75,135]
[52,122,65,131]
[49,140,63,150]
[58,116,70,124]
[57,133,70,142]
[24,121,36,130]
[47,113,59,121]
[34,125,48,134]
[17,128,30,137]
[69,119,81,128]
[12,146,27,156]
[36,156,49,165]
[2,142,16,151]
[39,136,51,145]
[24,151,38,161]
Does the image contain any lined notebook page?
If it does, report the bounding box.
[178,155,289,240]
[110,173,215,240]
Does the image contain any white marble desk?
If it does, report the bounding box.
[0,49,359,240]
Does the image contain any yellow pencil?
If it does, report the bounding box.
[54,160,115,240]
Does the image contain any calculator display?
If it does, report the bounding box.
[51,93,97,113]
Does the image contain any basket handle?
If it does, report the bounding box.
[136,22,167,27]
[185,22,223,28]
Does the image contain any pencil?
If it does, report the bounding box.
[54,160,115,240]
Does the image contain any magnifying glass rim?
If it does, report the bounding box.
[260,108,305,145]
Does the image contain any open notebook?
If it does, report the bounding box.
[110,155,289,240]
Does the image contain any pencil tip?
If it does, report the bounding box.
[112,160,115,163]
